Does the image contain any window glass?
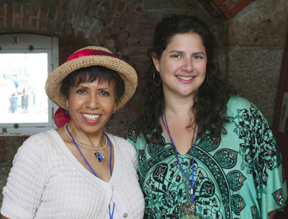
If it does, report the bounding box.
[0,53,48,123]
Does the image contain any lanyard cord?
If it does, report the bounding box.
[161,105,199,202]
[109,202,115,219]
[66,124,115,218]
[66,125,113,176]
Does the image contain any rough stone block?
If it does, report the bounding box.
[224,0,250,19]
[228,0,288,46]
[228,48,282,125]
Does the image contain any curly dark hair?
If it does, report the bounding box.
[135,14,236,143]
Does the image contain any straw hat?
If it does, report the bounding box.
[45,46,138,110]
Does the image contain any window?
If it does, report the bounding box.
[0,34,59,134]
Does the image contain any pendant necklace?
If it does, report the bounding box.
[65,123,115,218]
[161,104,200,219]
[64,123,107,162]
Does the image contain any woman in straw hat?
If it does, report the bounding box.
[1,46,144,219]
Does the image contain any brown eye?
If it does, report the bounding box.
[100,91,110,96]
[77,89,86,94]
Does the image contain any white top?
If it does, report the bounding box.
[1,129,144,219]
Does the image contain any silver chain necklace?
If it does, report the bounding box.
[64,123,107,151]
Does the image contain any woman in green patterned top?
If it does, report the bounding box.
[126,14,287,219]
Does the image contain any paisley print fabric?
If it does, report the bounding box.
[126,96,287,219]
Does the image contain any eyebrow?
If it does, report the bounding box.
[76,85,111,90]
[169,50,206,55]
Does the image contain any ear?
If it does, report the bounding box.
[65,99,69,109]
[151,52,160,72]
[113,103,117,113]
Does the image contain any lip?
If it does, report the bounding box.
[81,113,101,124]
[176,75,196,84]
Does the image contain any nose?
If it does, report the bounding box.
[86,93,99,109]
[182,58,193,72]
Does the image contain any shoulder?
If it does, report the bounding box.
[16,129,60,160]
[227,95,253,109]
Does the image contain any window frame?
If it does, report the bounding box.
[0,34,59,134]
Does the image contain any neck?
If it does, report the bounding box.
[163,93,194,117]
[66,122,105,149]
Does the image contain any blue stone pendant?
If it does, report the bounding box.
[95,151,104,162]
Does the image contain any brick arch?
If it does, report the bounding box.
[0,1,157,62]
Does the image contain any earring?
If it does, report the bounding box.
[153,70,162,86]
[65,106,69,114]
[206,74,209,82]
[113,109,117,118]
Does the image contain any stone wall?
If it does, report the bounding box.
[226,0,288,124]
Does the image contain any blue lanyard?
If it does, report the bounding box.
[66,124,114,217]
[109,202,115,219]
[161,106,199,202]
[66,124,113,176]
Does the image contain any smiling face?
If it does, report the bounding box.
[66,79,117,136]
[152,33,207,100]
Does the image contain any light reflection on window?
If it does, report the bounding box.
[0,53,48,123]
